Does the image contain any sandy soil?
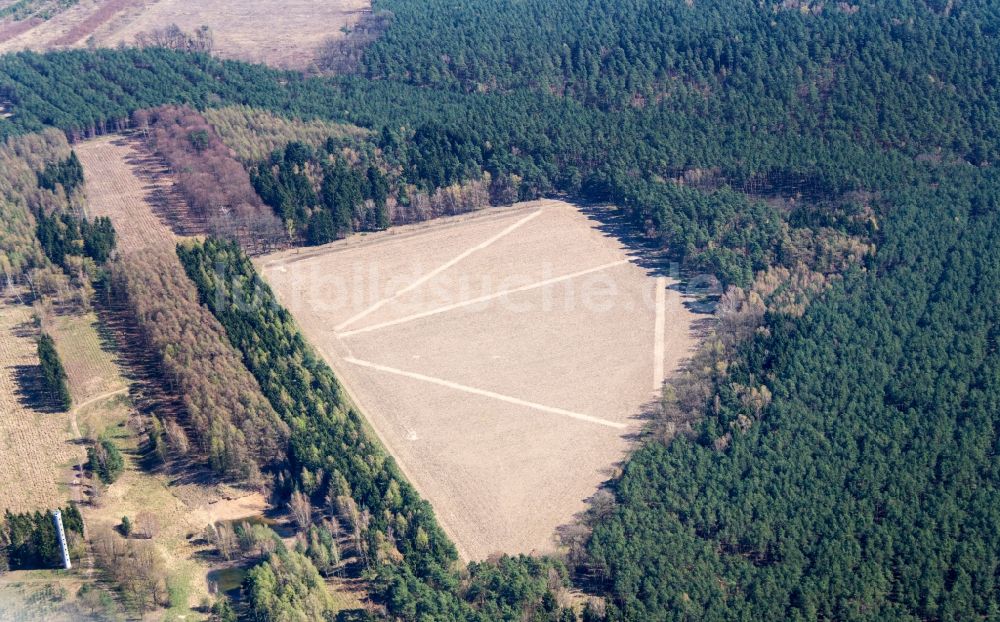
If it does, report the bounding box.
[0,0,370,69]
[259,200,697,560]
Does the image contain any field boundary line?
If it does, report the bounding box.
[338,259,630,338]
[334,209,544,331]
[653,276,666,391]
[344,356,627,430]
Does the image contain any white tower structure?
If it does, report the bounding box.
[51,510,72,570]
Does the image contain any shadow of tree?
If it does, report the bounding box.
[11,362,62,413]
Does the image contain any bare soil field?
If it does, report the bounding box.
[258,200,697,560]
[75,135,185,255]
[0,570,87,622]
[0,292,80,514]
[47,311,126,405]
[0,0,371,69]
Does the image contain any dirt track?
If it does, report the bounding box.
[259,200,697,560]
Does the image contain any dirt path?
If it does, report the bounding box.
[66,387,126,576]
[67,388,129,504]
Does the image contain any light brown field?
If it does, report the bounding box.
[258,200,696,560]
[46,311,125,406]
[75,135,183,255]
[0,0,370,69]
[0,293,80,514]
[0,570,87,622]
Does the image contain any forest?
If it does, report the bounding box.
[106,248,288,481]
[134,105,285,251]
[249,128,510,247]
[0,0,998,619]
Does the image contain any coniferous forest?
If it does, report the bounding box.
[1,0,999,620]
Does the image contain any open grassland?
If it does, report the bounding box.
[258,199,697,560]
[0,293,79,514]
[0,0,370,68]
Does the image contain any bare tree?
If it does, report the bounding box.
[164,419,190,456]
[289,489,312,532]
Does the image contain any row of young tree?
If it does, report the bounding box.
[36,332,71,411]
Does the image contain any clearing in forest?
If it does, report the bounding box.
[0,292,79,514]
[0,0,371,69]
[74,135,184,255]
[258,199,697,560]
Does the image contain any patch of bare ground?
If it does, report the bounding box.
[0,0,111,53]
[0,16,39,44]
[0,0,373,70]
[0,570,88,622]
[50,0,144,46]
[45,311,125,405]
[258,199,698,560]
[75,135,190,254]
[0,290,80,514]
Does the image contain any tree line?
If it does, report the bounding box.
[36,332,71,411]
[0,505,83,571]
[106,248,288,481]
